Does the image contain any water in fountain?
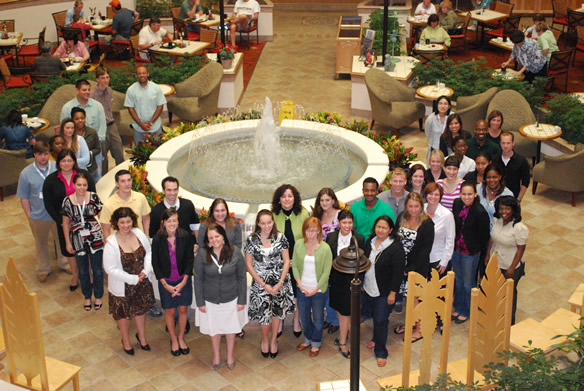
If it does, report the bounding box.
[252,97,280,177]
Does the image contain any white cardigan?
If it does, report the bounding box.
[103,228,154,297]
[424,203,455,268]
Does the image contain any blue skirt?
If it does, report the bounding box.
[159,277,193,309]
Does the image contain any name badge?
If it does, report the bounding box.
[80,229,90,237]
[39,192,44,199]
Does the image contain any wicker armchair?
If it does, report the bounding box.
[167,62,224,123]
[486,89,537,162]
[0,149,33,201]
[533,144,584,206]
[455,87,498,130]
[364,68,425,135]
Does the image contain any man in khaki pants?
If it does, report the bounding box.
[17,141,71,282]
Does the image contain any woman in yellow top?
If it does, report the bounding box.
[272,184,310,337]
[420,14,451,47]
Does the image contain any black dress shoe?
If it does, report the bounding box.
[179,346,190,355]
[261,342,269,358]
[136,333,150,351]
[170,341,180,356]
[293,330,302,338]
[270,346,278,359]
[69,284,78,292]
[328,325,339,334]
[122,340,134,356]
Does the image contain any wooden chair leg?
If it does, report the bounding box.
[572,192,576,207]
[370,119,375,131]
[0,186,3,201]
[532,181,538,195]
[419,117,424,132]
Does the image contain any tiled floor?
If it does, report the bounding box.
[1,9,583,391]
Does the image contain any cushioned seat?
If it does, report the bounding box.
[455,87,498,129]
[364,68,425,135]
[0,149,34,201]
[167,62,224,123]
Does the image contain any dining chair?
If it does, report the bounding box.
[0,258,81,390]
[173,17,199,40]
[110,20,143,59]
[200,28,218,50]
[171,7,182,19]
[482,1,514,30]
[238,19,259,48]
[567,8,584,42]
[16,26,46,65]
[485,15,520,39]
[52,10,67,44]
[552,0,569,33]
[106,6,115,20]
[59,26,99,55]
[129,35,150,63]
[547,49,574,92]
[574,26,584,66]
[449,13,472,52]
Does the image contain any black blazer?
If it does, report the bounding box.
[42,169,95,223]
[452,197,490,256]
[364,237,406,297]
[152,228,194,280]
[325,229,365,258]
[395,214,435,278]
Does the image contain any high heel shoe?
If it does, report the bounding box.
[170,340,180,356]
[293,330,302,338]
[270,343,279,359]
[136,333,150,351]
[338,343,350,359]
[122,340,134,356]
[179,342,190,355]
[261,342,269,358]
[69,284,78,292]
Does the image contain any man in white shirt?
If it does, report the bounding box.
[229,0,260,47]
[138,17,172,60]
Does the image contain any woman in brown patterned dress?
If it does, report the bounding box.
[103,207,156,356]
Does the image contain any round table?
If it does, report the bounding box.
[491,68,525,82]
[158,84,176,97]
[416,85,454,100]
[27,118,50,134]
[414,43,447,52]
[519,123,562,163]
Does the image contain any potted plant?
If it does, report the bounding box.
[217,43,236,69]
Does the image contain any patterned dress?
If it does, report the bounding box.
[108,244,156,321]
[61,192,104,255]
[244,232,295,325]
[398,226,417,296]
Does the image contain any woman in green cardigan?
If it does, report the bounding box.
[272,184,310,337]
[292,217,333,357]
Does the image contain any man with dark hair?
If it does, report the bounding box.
[138,16,172,60]
[33,41,66,75]
[100,169,151,239]
[351,177,395,238]
[149,176,200,242]
[494,131,531,201]
[466,120,500,160]
[61,79,107,177]
[110,0,139,41]
[501,29,547,83]
[91,66,125,174]
[17,141,71,282]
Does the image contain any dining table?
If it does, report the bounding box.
[458,9,508,47]
[519,123,562,163]
[489,37,514,51]
[491,68,525,82]
[184,15,233,28]
[27,118,50,134]
[0,32,23,55]
[149,40,210,57]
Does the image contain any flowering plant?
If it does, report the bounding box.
[303,111,342,126]
[366,133,417,167]
[216,43,236,60]
[128,165,164,207]
[127,134,165,166]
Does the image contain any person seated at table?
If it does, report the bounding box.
[525,14,545,40]
[415,0,437,15]
[110,0,140,41]
[53,33,90,63]
[33,42,66,75]
[229,0,261,47]
[180,0,203,34]
[501,30,546,83]
[438,0,461,34]
[0,110,35,158]
[70,14,92,41]
[535,22,558,63]
[65,0,85,27]
[138,17,172,61]
[419,15,451,47]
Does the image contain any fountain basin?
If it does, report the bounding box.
[146,119,388,217]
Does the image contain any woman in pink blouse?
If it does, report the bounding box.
[53,33,90,62]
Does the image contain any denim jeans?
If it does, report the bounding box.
[325,286,339,326]
[297,288,328,348]
[76,249,104,300]
[501,262,525,325]
[452,251,480,318]
[363,292,395,359]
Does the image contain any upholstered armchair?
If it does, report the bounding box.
[486,89,537,162]
[36,84,77,142]
[532,144,584,206]
[364,68,425,135]
[167,62,224,123]
[455,87,497,130]
[0,149,33,201]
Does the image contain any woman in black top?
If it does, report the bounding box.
[43,149,95,291]
[439,113,471,156]
[362,215,406,367]
[152,208,194,356]
[426,149,447,183]
[451,181,490,324]
[325,210,365,359]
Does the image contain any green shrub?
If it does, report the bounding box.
[544,94,584,145]
[136,0,182,19]
[365,9,403,56]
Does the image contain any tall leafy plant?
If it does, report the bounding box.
[544,94,584,145]
[365,9,403,56]
[136,0,182,19]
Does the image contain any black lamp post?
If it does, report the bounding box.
[332,236,371,391]
[219,0,226,45]
[377,0,390,67]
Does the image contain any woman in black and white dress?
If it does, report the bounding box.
[244,209,295,359]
